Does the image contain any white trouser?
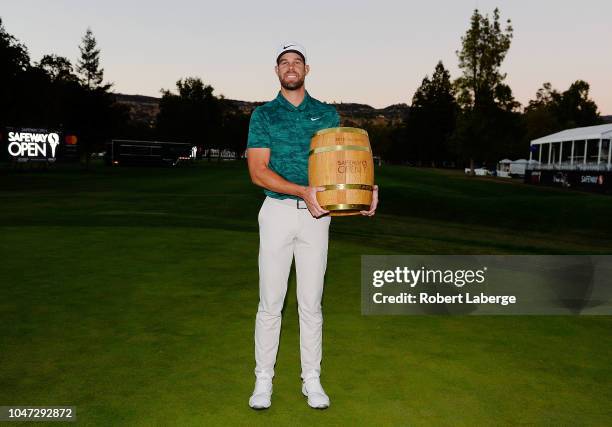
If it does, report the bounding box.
[254,196,331,382]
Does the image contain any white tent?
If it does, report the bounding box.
[531,124,612,145]
[497,159,512,177]
[529,123,612,171]
[497,158,530,177]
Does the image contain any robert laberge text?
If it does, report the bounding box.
[373,292,517,306]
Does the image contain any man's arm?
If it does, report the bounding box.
[247,147,329,218]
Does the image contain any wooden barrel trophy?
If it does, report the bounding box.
[308,127,374,216]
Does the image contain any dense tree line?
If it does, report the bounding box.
[0,20,131,166]
[378,8,601,169]
[0,18,248,164]
[156,77,248,158]
[1,9,603,169]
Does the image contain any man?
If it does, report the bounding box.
[246,42,378,410]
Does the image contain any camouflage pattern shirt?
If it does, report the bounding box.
[247,91,340,200]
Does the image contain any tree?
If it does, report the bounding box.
[363,120,401,163]
[0,17,29,78]
[455,8,515,109]
[0,17,31,127]
[74,28,118,167]
[525,81,600,143]
[157,77,223,154]
[402,61,458,166]
[524,82,562,142]
[76,28,108,90]
[556,80,600,128]
[453,8,522,171]
[220,99,250,158]
[38,54,78,83]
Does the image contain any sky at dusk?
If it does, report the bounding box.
[2,0,611,113]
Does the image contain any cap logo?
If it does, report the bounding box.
[283,44,295,49]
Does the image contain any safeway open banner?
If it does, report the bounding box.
[5,128,61,163]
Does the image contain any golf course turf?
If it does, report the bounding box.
[1,161,611,425]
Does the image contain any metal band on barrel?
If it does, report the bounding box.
[314,127,369,136]
[308,145,370,156]
[322,203,371,211]
[320,184,373,191]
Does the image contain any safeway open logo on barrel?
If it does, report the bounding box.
[337,159,368,174]
[6,128,61,162]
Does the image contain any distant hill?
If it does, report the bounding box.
[114,93,160,127]
[113,93,409,127]
[113,92,608,130]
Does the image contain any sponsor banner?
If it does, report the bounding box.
[525,170,611,192]
[4,128,61,163]
[361,255,612,315]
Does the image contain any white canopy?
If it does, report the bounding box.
[531,123,612,145]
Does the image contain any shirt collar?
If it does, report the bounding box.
[275,90,311,112]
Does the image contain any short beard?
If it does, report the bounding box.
[280,78,305,91]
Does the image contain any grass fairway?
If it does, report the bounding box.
[1,161,611,426]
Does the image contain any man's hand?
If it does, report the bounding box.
[360,185,379,217]
[300,186,330,218]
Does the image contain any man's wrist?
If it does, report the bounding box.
[296,185,307,199]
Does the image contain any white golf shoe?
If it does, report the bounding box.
[249,379,272,410]
[302,378,330,409]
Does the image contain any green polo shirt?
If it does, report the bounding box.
[247,91,340,200]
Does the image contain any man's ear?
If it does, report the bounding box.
[305,64,310,76]
[274,65,279,75]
